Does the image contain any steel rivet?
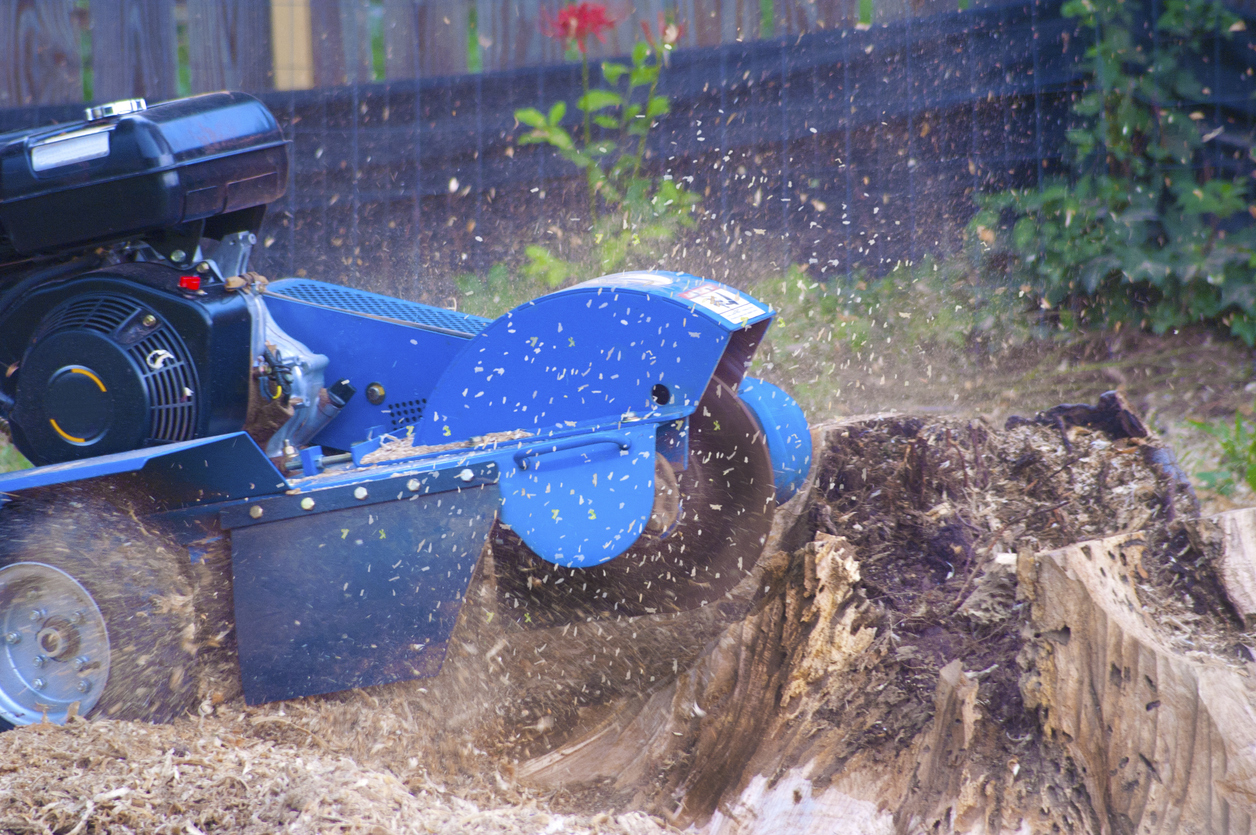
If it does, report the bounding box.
[406,479,421,492]
[73,656,89,672]
[141,314,157,328]
[3,632,18,645]
[249,505,263,519]
[28,609,44,623]
[169,249,186,263]
[31,678,45,691]
[76,679,91,693]
[458,468,475,482]
[300,497,315,510]
[354,487,368,500]
[32,655,45,668]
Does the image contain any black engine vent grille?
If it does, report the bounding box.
[38,294,136,335]
[37,294,200,443]
[133,326,198,442]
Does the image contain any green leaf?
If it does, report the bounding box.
[577,89,624,113]
[1012,217,1037,251]
[602,62,629,84]
[544,127,575,151]
[547,101,567,125]
[593,115,620,129]
[645,96,670,118]
[631,41,649,68]
[630,64,659,88]
[523,245,572,289]
[515,107,546,128]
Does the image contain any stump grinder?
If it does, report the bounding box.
[0,93,810,726]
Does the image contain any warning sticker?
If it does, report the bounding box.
[680,284,767,325]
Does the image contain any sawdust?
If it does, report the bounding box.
[358,429,533,465]
[0,716,670,835]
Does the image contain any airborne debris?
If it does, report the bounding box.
[3,395,1253,834]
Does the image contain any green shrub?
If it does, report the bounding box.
[973,0,1256,342]
[1189,404,1256,495]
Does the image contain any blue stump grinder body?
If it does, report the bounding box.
[0,93,811,725]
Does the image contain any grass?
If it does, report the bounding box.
[748,256,1035,416]
[0,439,30,475]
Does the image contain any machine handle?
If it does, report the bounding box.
[513,434,631,470]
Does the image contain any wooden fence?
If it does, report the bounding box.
[0,0,1250,292]
[2,0,1005,107]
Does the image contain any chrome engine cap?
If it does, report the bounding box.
[84,98,147,121]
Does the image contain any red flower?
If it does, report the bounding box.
[542,3,617,53]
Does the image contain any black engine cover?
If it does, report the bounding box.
[1,264,253,465]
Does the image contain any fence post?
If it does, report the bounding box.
[682,0,763,46]
[271,0,314,90]
[187,0,275,94]
[774,0,821,35]
[0,0,83,107]
[309,0,374,86]
[475,0,566,71]
[384,0,469,79]
[89,0,177,102]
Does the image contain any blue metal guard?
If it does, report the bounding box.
[265,279,490,337]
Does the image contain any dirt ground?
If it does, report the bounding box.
[0,326,1253,834]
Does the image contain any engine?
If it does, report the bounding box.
[0,93,341,466]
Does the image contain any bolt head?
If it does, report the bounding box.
[169,249,186,263]
[300,497,315,510]
[354,487,368,500]
[141,314,158,327]
[249,505,263,519]
[31,678,45,691]
[70,610,85,625]
[76,679,91,694]
[458,468,475,482]
[28,609,44,623]
[73,655,89,672]
[407,479,421,492]
[4,632,18,645]
[32,655,45,668]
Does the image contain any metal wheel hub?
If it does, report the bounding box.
[0,563,110,725]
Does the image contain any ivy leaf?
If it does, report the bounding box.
[1012,217,1038,251]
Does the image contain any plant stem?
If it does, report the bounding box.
[581,53,591,146]
[581,52,596,224]
[630,72,659,183]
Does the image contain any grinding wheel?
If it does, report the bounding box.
[491,377,776,624]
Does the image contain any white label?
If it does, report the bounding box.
[680,283,766,325]
[31,131,110,172]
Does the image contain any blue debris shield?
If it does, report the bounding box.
[225,466,500,704]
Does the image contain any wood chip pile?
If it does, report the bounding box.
[0,714,669,834]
